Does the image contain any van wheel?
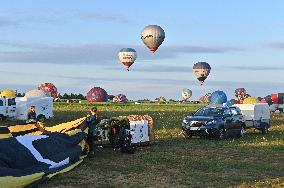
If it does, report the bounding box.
[261,123,269,134]
[37,115,46,123]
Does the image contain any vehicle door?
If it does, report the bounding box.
[0,98,5,117]
[229,107,243,135]
[6,98,16,118]
[223,108,234,135]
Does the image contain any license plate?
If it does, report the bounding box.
[190,127,199,130]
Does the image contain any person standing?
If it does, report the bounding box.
[86,107,100,157]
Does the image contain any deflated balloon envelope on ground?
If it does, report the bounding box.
[181,89,192,101]
[141,25,165,53]
[210,90,227,104]
[86,87,108,102]
[118,48,137,71]
[193,62,211,85]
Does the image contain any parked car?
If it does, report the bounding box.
[182,105,245,139]
[234,103,270,134]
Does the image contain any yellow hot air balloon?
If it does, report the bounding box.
[0,89,16,98]
[243,97,259,104]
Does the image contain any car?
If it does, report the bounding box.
[181,105,245,139]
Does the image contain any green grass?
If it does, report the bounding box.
[3,102,284,187]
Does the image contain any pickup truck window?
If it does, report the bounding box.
[0,100,3,106]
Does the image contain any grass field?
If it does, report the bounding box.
[5,102,284,187]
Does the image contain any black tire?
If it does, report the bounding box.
[0,115,5,121]
[261,123,269,134]
[37,115,46,123]
[182,129,192,139]
[216,128,226,140]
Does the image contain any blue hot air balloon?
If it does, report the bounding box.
[210,90,227,104]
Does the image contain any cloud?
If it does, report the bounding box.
[224,65,284,71]
[267,42,284,49]
[0,17,19,27]
[0,40,243,65]
[73,11,133,24]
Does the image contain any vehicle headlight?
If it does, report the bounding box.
[182,119,189,124]
[206,120,216,125]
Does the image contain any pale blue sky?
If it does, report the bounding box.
[0,0,284,100]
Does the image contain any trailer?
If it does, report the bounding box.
[234,103,270,134]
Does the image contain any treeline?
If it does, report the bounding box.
[59,93,86,100]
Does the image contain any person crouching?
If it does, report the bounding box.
[26,106,37,124]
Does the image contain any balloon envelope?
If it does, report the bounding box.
[199,93,212,103]
[210,90,227,104]
[0,89,16,98]
[141,25,165,53]
[243,97,259,104]
[86,87,108,102]
[113,94,128,103]
[193,62,211,85]
[181,89,192,101]
[118,48,137,71]
[25,89,50,98]
[39,83,58,99]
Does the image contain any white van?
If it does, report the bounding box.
[234,103,270,134]
[15,97,53,121]
[0,97,17,120]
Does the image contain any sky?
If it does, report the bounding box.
[0,0,284,100]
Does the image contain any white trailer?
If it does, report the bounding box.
[15,97,53,121]
[234,103,270,134]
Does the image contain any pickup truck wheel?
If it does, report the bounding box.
[261,123,268,134]
[217,128,226,140]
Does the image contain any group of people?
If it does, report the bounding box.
[26,105,100,158]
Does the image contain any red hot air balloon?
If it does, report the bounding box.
[86,87,108,102]
[39,83,58,99]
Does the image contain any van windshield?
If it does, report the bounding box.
[194,107,224,117]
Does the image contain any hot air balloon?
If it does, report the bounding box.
[113,94,128,103]
[25,89,50,98]
[199,93,212,103]
[86,87,108,102]
[141,25,165,53]
[192,62,211,85]
[0,89,16,98]
[118,48,137,71]
[210,90,227,104]
[39,83,58,99]
[181,89,192,101]
[243,97,259,104]
[234,88,251,104]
